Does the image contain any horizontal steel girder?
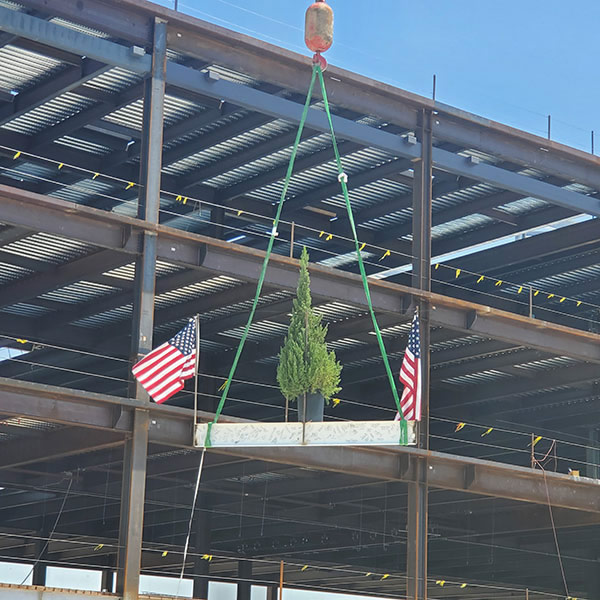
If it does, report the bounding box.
[12,0,600,194]
[1,377,600,514]
[1,8,600,216]
[0,184,599,363]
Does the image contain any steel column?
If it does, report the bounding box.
[407,108,433,600]
[586,428,600,480]
[116,17,167,600]
[237,560,252,600]
[31,536,47,586]
[192,503,211,600]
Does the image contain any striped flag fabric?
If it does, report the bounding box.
[394,309,422,421]
[132,318,198,404]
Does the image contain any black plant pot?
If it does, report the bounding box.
[296,391,325,422]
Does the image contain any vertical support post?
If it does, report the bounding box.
[407,108,433,600]
[547,114,551,140]
[192,502,211,600]
[586,428,600,479]
[267,586,278,600]
[101,567,115,593]
[237,560,252,600]
[116,17,167,600]
[211,206,225,239]
[32,530,49,586]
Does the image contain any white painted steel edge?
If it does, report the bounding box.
[195,421,416,448]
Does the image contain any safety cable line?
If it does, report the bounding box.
[3,149,600,324]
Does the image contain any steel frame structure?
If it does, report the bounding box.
[1,1,600,599]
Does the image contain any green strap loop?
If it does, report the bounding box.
[315,65,407,445]
[205,65,319,448]
[205,62,408,447]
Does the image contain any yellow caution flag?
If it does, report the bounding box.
[301,565,308,571]
[359,242,366,251]
[494,280,502,287]
[380,574,390,580]
[455,268,461,278]
[218,380,228,392]
[332,398,341,407]
[94,544,104,551]
[13,151,21,159]
[379,250,391,261]
[481,427,493,437]
[162,551,168,557]
[435,580,445,587]
[455,422,466,433]
[92,172,100,180]
[125,181,135,190]
[477,275,484,283]
[529,435,543,448]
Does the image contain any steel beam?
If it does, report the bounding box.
[3,7,600,217]
[12,0,600,194]
[0,427,124,470]
[2,379,600,514]
[1,185,600,364]
[0,58,110,126]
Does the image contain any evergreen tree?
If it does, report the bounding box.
[277,247,342,402]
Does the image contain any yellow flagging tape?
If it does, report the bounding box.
[92,172,99,179]
[577,301,582,307]
[237,210,244,216]
[460,583,467,588]
[560,297,566,303]
[547,293,555,299]
[125,181,135,190]
[58,163,64,170]
[301,565,308,571]
[534,290,540,296]
[379,250,391,261]
[162,551,168,557]
[202,554,213,561]
[517,286,523,294]
[218,380,228,392]
[455,268,461,278]
[434,263,440,270]
[380,574,390,580]
[94,544,104,551]
[435,580,445,587]
[455,422,466,433]
[332,398,341,407]
[494,280,502,287]
[326,233,333,241]
[530,435,543,448]
[481,427,493,437]
[476,275,484,283]
[365,573,372,577]
[16,339,28,344]
[13,151,21,159]
[319,231,325,238]
[359,242,366,251]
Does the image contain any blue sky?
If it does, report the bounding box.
[153,0,600,152]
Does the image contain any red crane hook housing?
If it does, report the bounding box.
[305,0,333,70]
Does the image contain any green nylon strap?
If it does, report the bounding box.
[315,65,408,445]
[205,62,408,447]
[204,65,319,448]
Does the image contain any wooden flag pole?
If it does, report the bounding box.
[279,560,284,600]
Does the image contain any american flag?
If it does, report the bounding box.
[132,318,198,404]
[394,309,421,421]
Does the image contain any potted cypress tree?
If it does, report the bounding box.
[277,247,342,422]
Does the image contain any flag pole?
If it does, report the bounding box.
[194,314,200,429]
